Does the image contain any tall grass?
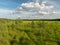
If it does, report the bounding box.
[0,19,60,45]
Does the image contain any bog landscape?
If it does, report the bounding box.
[0,0,60,45]
[0,19,60,45]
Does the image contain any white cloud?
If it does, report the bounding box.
[15,0,54,15]
[12,0,60,19]
[0,9,14,18]
[0,9,13,14]
[53,11,60,13]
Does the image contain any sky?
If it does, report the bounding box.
[0,0,20,9]
[0,0,29,9]
[0,0,60,10]
[0,0,60,19]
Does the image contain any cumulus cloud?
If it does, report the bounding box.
[15,0,54,15]
[12,0,57,19]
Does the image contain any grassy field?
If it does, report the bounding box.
[0,19,60,45]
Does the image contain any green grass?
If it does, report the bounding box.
[0,19,60,45]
